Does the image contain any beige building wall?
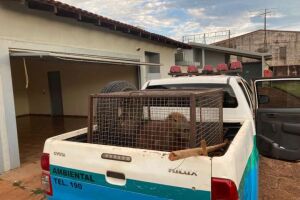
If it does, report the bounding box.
[204,50,225,67]
[216,30,300,67]
[0,2,176,82]
[10,58,138,116]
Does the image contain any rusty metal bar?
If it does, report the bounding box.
[88,89,221,98]
[220,92,224,139]
[87,95,94,143]
[189,94,196,148]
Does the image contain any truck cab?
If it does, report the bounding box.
[145,75,300,161]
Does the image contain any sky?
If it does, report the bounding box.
[59,0,300,42]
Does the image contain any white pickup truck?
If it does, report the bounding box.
[41,75,300,200]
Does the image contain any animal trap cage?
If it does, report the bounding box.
[88,89,223,152]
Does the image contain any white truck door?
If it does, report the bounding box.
[254,77,300,161]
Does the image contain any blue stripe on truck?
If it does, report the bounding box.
[48,176,168,200]
[238,137,259,200]
[49,165,210,200]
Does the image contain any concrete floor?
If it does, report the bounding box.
[0,116,87,200]
[17,116,87,163]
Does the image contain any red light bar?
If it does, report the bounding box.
[217,63,228,71]
[230,61,242,70]
[187,65,199,74]
[203,65,213,72]
[169,65,182,73]
[264,69,273,77]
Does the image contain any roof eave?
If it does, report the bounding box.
[24,0,191,49]
[189,42,272,60]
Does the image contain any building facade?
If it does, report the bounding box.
[0,0,187,172]
[215,30,300,76]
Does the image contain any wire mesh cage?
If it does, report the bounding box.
[88,89,223,152]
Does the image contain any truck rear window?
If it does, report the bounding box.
[146,84,238,108]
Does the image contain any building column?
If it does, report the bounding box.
[0,44,20,173]
[139,51,147,86]
[202,48,206,68]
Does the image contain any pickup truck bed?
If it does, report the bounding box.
[68,122,239,141]
[42,120,251,200]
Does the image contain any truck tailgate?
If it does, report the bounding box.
[45,138,212,200]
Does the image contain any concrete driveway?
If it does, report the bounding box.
[0,161,44,200]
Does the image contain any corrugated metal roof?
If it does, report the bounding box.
[24,0,190,49]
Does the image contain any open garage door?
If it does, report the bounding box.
[9,49,161,164]
[9,49,161,67]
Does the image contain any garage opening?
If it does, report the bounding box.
[9,51,147,164]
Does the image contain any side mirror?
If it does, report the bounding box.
[258,95,270,104]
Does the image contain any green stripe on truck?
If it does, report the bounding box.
[50,165,210,200]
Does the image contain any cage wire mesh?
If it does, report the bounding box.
[88,89,223,152]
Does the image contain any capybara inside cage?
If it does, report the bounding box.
[88,89,223,152]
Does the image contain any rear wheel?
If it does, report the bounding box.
[100,80,137,93]
[96,81,138,145]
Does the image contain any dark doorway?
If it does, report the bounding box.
[48,71,64,116]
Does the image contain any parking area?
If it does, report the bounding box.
[0,155,299,200]
[259,156,300,200]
